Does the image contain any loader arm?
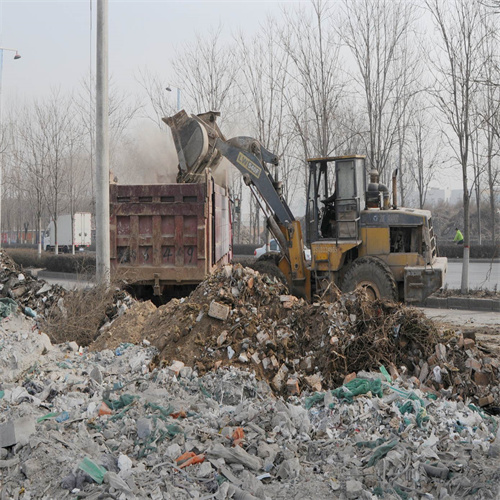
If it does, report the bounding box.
[214,137,310,299]
[165,111,311,299]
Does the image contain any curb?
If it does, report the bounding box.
[422,296,500,312]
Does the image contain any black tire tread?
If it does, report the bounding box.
[341,256,398,301]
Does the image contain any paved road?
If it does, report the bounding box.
[38,260,499,292]
[42,276,92,290]
[445,260,499,290]
[419,307,499,328]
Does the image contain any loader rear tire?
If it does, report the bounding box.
[341,257,398,301]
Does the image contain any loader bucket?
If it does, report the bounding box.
[163,110,226,183]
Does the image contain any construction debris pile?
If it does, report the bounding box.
[0,255,499,498]
[0,250,136,347]
[93,264,499,406]
[0,315,499,499]
[0,251,66,319]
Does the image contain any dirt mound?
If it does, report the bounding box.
[89,264,496,401]
[92,299,157,351]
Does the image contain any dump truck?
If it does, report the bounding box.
[109,112,232,298]
[168,111,447,304]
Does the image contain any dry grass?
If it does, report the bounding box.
[41,283,126,347]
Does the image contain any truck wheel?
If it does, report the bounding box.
[342,257,398,301]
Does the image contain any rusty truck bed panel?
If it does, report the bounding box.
[110,179,231,286]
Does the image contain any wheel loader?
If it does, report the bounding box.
[166,110,447,303]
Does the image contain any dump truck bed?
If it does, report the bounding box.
[110,176,232,291]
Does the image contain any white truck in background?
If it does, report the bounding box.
[43,212,92,253]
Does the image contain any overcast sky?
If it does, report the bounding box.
[0,0,471,194]
[0,0,292,105]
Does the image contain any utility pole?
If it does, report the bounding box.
[96,0,110,285]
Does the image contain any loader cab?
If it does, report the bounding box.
[305,155,366,244]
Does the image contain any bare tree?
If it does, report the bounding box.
[280,0,346,163]
[33,90,78,255]
[425,0,490,292]
[477,13,500,245]
[136,68,177,126]
[171,25,238,123]
[11,105,49,256]
[339,0,419,181]
[235,17,298,242]
[64,118,91,254]
[406,105,442,209]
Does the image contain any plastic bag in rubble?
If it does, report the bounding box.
[365,439,398,467]
[305,392,325,410]
[23,306,37,318]
[330,378,383,402]
[0,298,18,318]
[78,457,107,484]
[104,394,138,410]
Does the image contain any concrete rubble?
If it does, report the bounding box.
[0,252,66,319]
[0,323,499,499]
[0,253,499,498]
[92,264,500,409]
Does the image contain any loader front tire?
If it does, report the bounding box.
[341,257,398,301]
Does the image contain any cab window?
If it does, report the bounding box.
[390,227,422,254]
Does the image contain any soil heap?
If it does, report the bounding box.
[92,264,499,406]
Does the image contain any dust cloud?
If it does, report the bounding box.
[113,121,179,184]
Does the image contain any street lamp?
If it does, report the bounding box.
[165,86,181,111]
[0,47,21,248]
[0,48,21,120]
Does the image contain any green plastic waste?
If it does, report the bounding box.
[379,365,392,383]
[331,378,383,402]
[37,412,59,423]
[199,382,212,399]
[399,401,415,415]
[305,392,325,409]
[145,402,174,420]
[384,384,425,405]
[393,485,409,500]
[165,423,184,437]
[468,404,498,434]
[355,437,386,449]
[365,439,398,467]
[0,390,4,400]
[78,457,107,484]
[105,394,138,410]
[0,298,18,318]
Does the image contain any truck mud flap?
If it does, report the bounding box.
[404,257,447,304]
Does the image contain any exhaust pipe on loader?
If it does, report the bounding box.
[392,169,398,209]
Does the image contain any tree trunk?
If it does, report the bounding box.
[37,215,42,258]
[461,181,470,294]
[54,220,59,256]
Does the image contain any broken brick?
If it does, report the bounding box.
[208,301,230,321]
[343,372,356,385]
[286,378,300,395]
[478,395,494,407]
[474,371,491,386]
